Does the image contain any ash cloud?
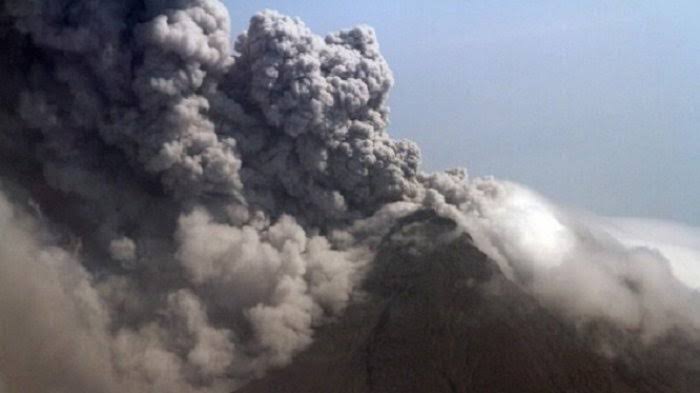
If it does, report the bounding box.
[0,2,418,391]
[0,1,699,392]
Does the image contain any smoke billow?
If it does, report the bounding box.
[0,2,421,391]
[0,1,698,392]
[435,180,700,342]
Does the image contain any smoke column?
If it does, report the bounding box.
[0,1,698,392]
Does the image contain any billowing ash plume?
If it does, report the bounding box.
[0,2,421,391]
[0,1,699,392]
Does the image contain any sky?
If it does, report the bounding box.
[224,0,700,225]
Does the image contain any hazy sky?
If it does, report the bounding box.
[224,1,700,225]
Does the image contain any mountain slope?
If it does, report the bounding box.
[239,211,698,392]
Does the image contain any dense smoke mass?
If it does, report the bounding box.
[0,1,698,392]
[0,1,424,391]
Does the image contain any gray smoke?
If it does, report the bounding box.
[0,2,421,391]
[0,1,699,392]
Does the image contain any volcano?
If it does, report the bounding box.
[1,2,700,392]
[239,211,700,393]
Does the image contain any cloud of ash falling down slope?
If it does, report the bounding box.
[0,1,698,392]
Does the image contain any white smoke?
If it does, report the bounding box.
[592,216,700,290]
[434,178,700,342]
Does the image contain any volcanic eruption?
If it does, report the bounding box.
[0,1,698,392]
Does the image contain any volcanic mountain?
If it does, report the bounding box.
[1,2,700,392]
[239,211,700,393]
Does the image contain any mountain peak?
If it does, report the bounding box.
[239,212,700,392]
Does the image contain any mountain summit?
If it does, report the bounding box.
[239,211,700,393]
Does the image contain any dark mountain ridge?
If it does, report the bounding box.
[239,211,700,393]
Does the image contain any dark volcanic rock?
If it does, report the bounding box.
[239,211,700,393]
